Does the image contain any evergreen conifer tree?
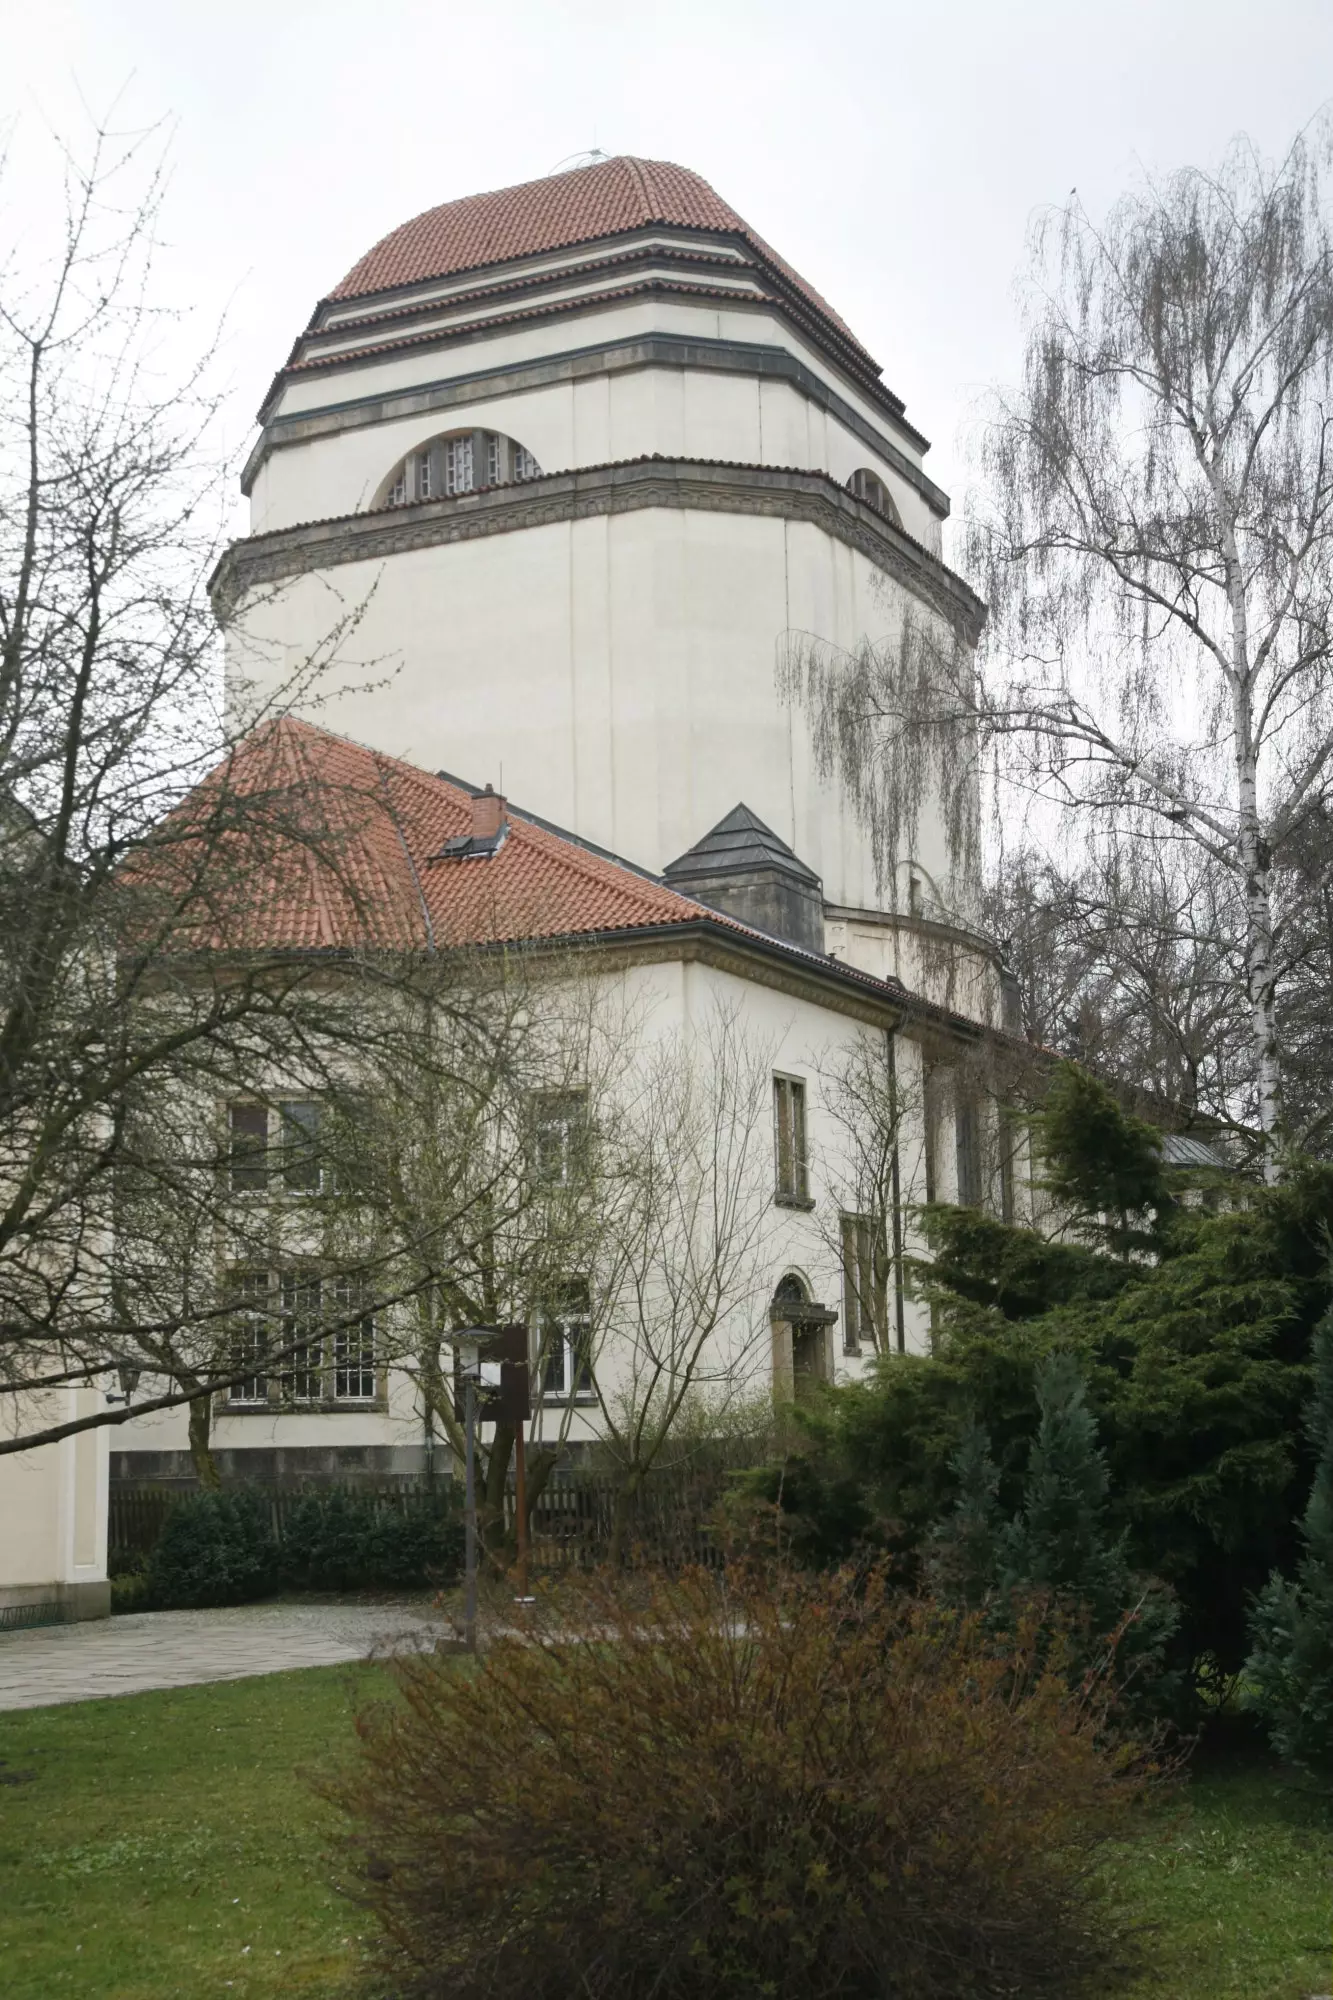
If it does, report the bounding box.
[925,1419,1003,1609]
[1246,1302,1333,1770]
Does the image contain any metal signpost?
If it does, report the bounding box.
[453,1325,532,1649]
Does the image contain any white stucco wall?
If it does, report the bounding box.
[0,1387,110,1614]
[116,952,932,1477]
[225,506,967,921]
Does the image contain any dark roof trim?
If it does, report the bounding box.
[247,325,936,504]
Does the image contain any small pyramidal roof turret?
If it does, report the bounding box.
[664,805,824,953]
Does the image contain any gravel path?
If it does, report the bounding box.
[0,1600,448,1710]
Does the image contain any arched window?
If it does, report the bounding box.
[846,467,902,527]
[377,429,543,509]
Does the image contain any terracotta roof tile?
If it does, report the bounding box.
[149,717,744,956]
[328,155,868,359]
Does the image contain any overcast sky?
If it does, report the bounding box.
[5,0,1332,551]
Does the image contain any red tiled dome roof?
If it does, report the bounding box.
[329,155,864,353]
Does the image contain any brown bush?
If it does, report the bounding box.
[329,1564,1154,1999]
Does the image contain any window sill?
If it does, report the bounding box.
[773,1192,816,1212]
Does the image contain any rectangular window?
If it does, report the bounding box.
[513,445,540,482]
[840,1214,886,1354]
[229,1103,268,1194]
[228,1271,271,1404]
[956,1095,983,1209]
[279,1273,323,1401]
[278,1099,323,1193]
[331,1279,377,1401]
[388,466,408,507]
[773,1075,809,1203]
[416,449,433,501]
[486,434,503,485]
[444,435,474,495]
[532,1089,587,1187]
[540,1281,593,1399]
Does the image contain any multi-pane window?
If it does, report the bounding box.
[444,435,474,495]
[280,1274,324,1401]
[332,1278,377,1400]
[224,1272,378,1407]
[513,445,541,481]
[388,465,408,507]
[228,1271,271,1403]
[540,1281,593,1400]
[773,1075,809,1203]
[416,449,434,500]
[486,434,503,485]
[532,1090,587,1187]
[840,1214,886,1354]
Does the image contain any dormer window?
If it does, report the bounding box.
[378,429,543,510]
[847,468,902,526]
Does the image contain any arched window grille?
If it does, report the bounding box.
[377,429,544,509]
[846,467,902,526]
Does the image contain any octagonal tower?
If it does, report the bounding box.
[214,156,996,1017]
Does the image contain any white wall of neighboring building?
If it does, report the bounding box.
[0,1389,110,1620]
[115,952,932,1482]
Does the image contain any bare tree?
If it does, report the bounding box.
[583,1004,781,1560]
[0,117,411,1457]
[783,124,1333,1177]
[967,124,1333,1176]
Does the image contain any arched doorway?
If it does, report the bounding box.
[770,1275,837,1405]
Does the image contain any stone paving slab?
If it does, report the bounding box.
[0,1601,448,1710]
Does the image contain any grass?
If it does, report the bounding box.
[0,1665,1330,2000]
[0,1663,391,2000]
[1113,1746,1333,2000]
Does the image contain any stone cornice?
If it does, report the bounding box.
[212,455,986,639]
[244,328,942,512]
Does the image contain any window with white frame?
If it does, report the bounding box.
[847,467,902,525]
[840,1214,886,1354]
[773,1074,810,1203]
[444,435,474,495]
[228,1271,272,1403]
[279,1273,323,1401]
[540,1281,593,1399]
[531,1089,587,1187]
[331,1278,377,1401]
[381,430,541,508]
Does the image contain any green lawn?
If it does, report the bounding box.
[1116,1751,1333,2000]
[0,1664,1330,2000]
[0,1664,388,1999]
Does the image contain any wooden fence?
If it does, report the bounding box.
[110,1461,745,1572]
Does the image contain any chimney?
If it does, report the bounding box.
[472,784,505,842]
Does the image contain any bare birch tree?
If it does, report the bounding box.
[966,125,1333,1175]
[783,124,1333,1177]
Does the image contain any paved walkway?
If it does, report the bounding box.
[0,1600,450,1710]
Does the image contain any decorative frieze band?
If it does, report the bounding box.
[211,455,986,639]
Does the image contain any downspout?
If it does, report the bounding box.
[886,1029,906,1354]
